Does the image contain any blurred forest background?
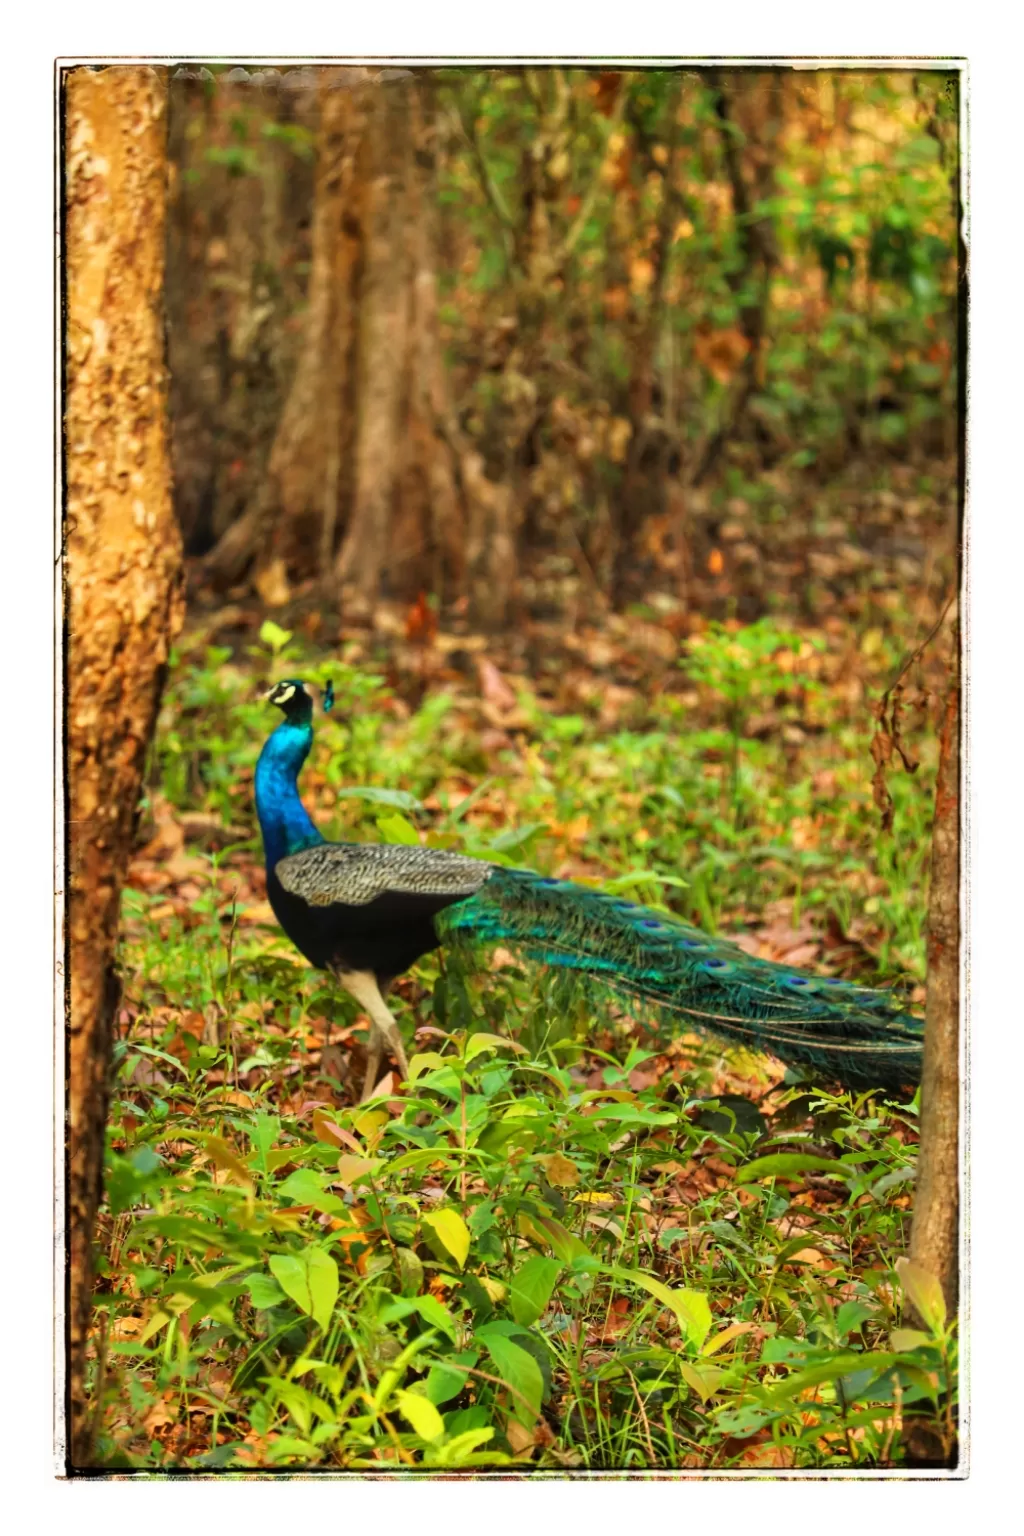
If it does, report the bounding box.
[167,63,960,633]
[67,62,963,1471]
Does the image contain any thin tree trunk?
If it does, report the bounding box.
[909,656,961,1315]
[64,63,184,1468]
[689,71,779,488]
[204,69,370,591]
[614,76,685,605]
[335,80,415,616]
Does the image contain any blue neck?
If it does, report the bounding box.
[255,720,325,869]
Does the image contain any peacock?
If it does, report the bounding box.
[255,678,923,1100]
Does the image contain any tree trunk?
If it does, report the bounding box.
[215,69,466,621]
[165,73,315,557]
[689,70,780,489]
[259,68,369,594]
[334,79,416,616]
[613,76,685,605]
[909,654,961,1316]
[64,64,184,1468]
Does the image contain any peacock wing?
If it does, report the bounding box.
[274,841,493,910]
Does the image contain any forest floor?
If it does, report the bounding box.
[88,455,959,1472]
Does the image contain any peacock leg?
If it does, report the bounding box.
[337,969,410,1100]
[361,1026,383,1102]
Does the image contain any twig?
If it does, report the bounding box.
[625,1367,657,1463]
[871,590,955,832]
[879,589,956,706]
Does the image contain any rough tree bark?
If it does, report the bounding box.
[213,69,465,620]
[334,78,416,615]
[165,74,315,556]
[64,64,185,1468]
[909,649,961,1316]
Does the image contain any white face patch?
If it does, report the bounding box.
[273,683,296,705]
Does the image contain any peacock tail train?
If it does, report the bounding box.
[256,678,923,1094]
[440,867,923,1092]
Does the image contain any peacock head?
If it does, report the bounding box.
[266,678,334,724]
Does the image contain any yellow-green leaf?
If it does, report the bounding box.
[702,1320,755,1357]
[204,1136,253,1189]
[407,1052,448,1081]
[464,1032,527,1063]
[890,1328,932,1353]
[895,1257,947,1334]
[678,1360,724,1403]
[138,1309,174,1346]
[610,1266,712,1351]
[376,812,420,846]
[394,1388,445,1443]
[422,1208,471,1270]
[335,1154,380,1187]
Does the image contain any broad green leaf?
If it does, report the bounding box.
[464,1032,527,1063]
[268,1255,311,1317]
[895,1257,947,1334]
[247,1113,281,1167]
[762,1352,899,1402]
[277,1168,347,1215]
[246,1273,286,1310]
[610,1267,712,1352]
[422,1208,471,1270]
[428,1428,497,1466]
[394,1388,445,1443]
[510,1256,562,1327]
[268,1249,337,1331]
[737,1152,850,1183]
[306,1249,339,1332]
[424,1350,479,1406]
[477,1332,543,1425]
[259,620,293,652]
[890,1328,932,1353]
[381,1293,458,1344]
[678,1360,724,1403]
[395,1246,424,1297]
[407,1052,448,1081]
[517,1212,591,1263]
[376,812,421,847]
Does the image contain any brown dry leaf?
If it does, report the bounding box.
[537,1152,580,1188]
[505,1419,536,1455]
[143,1398,178,1435]
[693,325,750,385]
[237,901,277,926]
[110,1314,146,1341]
[477,657,518,711]
[788,1247,827,1267]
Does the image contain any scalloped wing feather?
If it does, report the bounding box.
[275,841,493,909]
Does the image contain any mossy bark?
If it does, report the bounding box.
[64,63,184,1468]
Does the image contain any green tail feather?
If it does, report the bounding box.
[441,868,923,1092]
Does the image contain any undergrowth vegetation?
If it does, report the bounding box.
[91,598,955,1472]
